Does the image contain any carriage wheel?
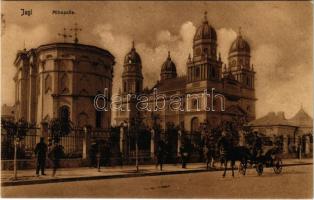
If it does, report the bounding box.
[273,158,283,174]
[256,163,263,176]
[239,161,247,175]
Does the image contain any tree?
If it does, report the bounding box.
[1,118,29,180]
[49,118,73,144]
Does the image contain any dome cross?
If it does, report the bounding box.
[203,11,208,23]
[238,26,242,37]
[132,41,135,50]
[58,28,72,43]
[70,23,82,44]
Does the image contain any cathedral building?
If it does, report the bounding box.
[13,43,115,131]
[115,12,256,133]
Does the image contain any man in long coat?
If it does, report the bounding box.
[34,137,48,176]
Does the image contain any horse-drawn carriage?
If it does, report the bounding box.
[201,121,284,177]
[239,135,283,176]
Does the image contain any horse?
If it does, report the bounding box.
[218,136,251,177]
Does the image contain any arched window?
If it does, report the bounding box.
[191,117,199,134]
[60,73,69,94]
[203,48,208,55]
[44,74,52,93]
[192,98,199,110]
[59,105,70,121]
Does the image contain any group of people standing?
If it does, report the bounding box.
[34,137,64,177]
[155,138,192,170]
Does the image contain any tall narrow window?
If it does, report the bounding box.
[211,68,216,78]
[123,81,127,93]
[60,73,69,94]
[44,74,52,93]
[59,106,70,121]
[195,67,200,79]
[191,117,199,134]
[136,81,140,93]
[96,110,102,128]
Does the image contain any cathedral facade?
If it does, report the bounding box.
[13,43,115,131]
[115,12,256,133]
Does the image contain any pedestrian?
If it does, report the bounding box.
[89,141,97,168]
[180,141,189,168]
[34,137,48,176]
[48,141,64,177]
[156,140,166,171]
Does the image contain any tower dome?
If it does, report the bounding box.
[192,11,218,60]
[229,28,250,55]
[160,51,177,81]
[124,41,141,64]
[122,41,143,94]
[193,11,217,42]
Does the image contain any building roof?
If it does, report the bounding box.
[161,52,177,74]
[124,42,141,65]
[289,107,313,128]
[248,111,296,127]
[37,43,115,60]
[193,12,217,42]
[229,30,250,55]
[152,76,186,93]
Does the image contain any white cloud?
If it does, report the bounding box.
[1,24,51,105]
[93,21,197,94]
[217,28,237,64]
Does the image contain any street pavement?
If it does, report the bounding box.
[1,158,312,187]
[2,165,313,198]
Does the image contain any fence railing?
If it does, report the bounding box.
[1,128,113,160]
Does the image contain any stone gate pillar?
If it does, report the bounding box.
[120,126,124,154]
[150,129,155,159]
[177,130,182,157]
[283,135,289,156]
[304,135,310,156]
[82,127,91,160]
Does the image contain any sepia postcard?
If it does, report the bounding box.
[0,1,313,198]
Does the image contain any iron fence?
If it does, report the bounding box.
[1,128,115,160]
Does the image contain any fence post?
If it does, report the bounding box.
[177,130,182,157]
[150,129,155,159]
[304,135,310,156]
[119,126,124,154]
[82,128,90,160]
[282,135,289,156]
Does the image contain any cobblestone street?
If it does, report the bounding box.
[2,165,313,198]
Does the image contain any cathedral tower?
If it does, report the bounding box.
[228,28,256,120]
[160,51,177,81]
[228,28,255,89]
[187,11,222,83]
[122,41,143,94]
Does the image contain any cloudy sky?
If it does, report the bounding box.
[1,1,313,118]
